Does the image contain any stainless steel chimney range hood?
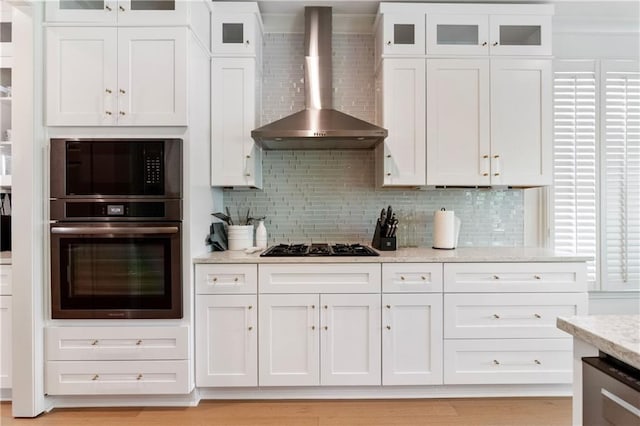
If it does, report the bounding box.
[251,6,388,150]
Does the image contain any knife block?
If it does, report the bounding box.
[371,221,396,251]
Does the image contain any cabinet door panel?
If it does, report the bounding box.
[46,0,116,24]
[0,296,11,388]
[196,295,257,387]
[490,59,551,186]
[426,59,490,185]
[426,14,489,55]
[211,13,257,56]
[320,294,381,386]
[382,294,442,385]
[117,0,188,26]
[382,13,425,55]
[259,294,319,386]
[46,27,117,126]
[211,58,260,187]
[117,27,187,126]
[381,59,426,186]
[489,15,552,56]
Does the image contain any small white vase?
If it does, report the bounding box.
[255,220,267,249]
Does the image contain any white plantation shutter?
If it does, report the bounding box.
[601,60,640,290]
[553,61,598,286]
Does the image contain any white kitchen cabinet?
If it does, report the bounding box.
[425,13,551,56]
[382,263,443,293]
[376,58,426,187]
[258,294,319,387]
[211,57,262,188]
[195,264,257,295]
[44,325,190,395]
[443,339,572,385]
[46,26,187,126]
[376,11,425,57]
[196,295,257,387]
[320,294,381,386]
[382,293,442,385]
[259,263,380,294]
[259,293,381,387]
[0,295,11,389]
[211,3,262,58]
[426,58,551,186]
[45,0,189,26]
[0,264,11,295]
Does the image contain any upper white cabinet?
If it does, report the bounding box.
[427,58,551,186]
[46,26,187,126]
[426,12,551,56]
[376,58,426,187]
[376,7,425,57]
[211,9,262,57]
[46,0,189,26]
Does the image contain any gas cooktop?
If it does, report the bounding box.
[260,243,379,257]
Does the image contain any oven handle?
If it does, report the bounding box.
[51,226,179,235]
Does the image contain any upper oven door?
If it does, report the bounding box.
[50,222,182,319]
[50,139,182,199]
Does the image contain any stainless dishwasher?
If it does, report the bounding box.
[583,354,640,426]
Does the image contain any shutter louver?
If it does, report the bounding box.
[602,60,640,290]
[553,61,598,286]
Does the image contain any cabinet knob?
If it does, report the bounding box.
[245,173,251,177]
[493,275,500,280]
[534,275,541,280]
[234,277,239,282]
[248,326,253,331]
[105,5,112,11]
[92,374,99,381]
[324,326,328,330]
[119,89,126,94]
[246,155,251,159]
[421,276,426,281]
[494,155,500,159]
[493,359,500,365]
[386,305,391,309]
[386,173,391,176]
[482,42,487,46]
[534,313,541,319]
[136,374,143,380]
[494,173,500,176]
[136,339,142,346]
[246,40,250,45]
[248,305,253,309]
[386,325,391,330]
[311,325,316,330]
[386,154,391,158]
[91,339,99,346]
[483,155,489,159]
[119,111,126,116]
[493,42,499,46]
[105,111,112,116]
[212,277,218,282]
[387,41,392,45]
[400,276,405,281]
[534,359,541,365]
[324,305,328,309]
[311,305,315,309]
[105,88,112,94]
[119,5,125,11]
[493,314,500,319]
[483,173,489,177]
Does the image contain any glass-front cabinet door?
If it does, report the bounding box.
[426,14,489,55]
[489,15,551,56]
[382,13,426,56]
[46,0,187,25]
[211,13,257,55]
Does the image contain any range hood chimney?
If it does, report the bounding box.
[251,7,388,150]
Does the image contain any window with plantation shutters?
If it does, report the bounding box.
[552,61,598,287]
[601,60,640,290]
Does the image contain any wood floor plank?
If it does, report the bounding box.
[0,397,572,426]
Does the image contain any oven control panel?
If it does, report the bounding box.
[144,153,163,185]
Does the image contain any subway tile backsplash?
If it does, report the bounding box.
[222,33,524,247]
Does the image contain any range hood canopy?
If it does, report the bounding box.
[251,6,387,150]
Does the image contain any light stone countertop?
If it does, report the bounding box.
[557,315,640,370]
[0,251,10,265]
[194,246,591,264]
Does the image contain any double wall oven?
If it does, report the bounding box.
[50,139,183,319]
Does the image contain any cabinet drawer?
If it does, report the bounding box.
[444,293,587,339]
[444,339,572,384]
[259,264,381,294]
[444,263,587,292]
[0,264,11,295]
[196,264,257,294]
[45,360,190,395]
[382,263,442,293]
[46,326,188,361]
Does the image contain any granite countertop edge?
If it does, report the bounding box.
[193,247,591,264]
[557,315,640,370]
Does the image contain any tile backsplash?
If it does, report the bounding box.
[222,33,524,247]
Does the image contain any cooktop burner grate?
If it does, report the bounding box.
[260,243,379,257]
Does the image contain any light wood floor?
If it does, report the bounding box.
[2,397,571,425]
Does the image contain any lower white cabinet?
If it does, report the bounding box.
[259,293,381,386]
[382,294,443,385]
[443,339,573,384]
[0,295,11,389]
[45,326,190,395]
[46,360,190,395]
[196,294,257,387]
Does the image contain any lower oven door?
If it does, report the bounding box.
[50,222,182,319]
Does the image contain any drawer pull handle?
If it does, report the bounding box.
[534,275,541,280]
[400,276,405,280]
[493,360,500,365]
[534,313,541,319]
[105,111,112,115]
[386,305,391,309]
[421,276,426,281]
[534,359,541,365]
[137,374,143,380]
[91,340,98,346]
[248,326,253,331]
[234,277,239,282]
[248,305,253,310]
[386,325,391,330]
[105,88,112,94]
[482,41,487,46]
[493,275,500,280]
[212,277,218,282]
[119,89,126,95]
[311,325,316,330]
[119,111,126,116]
[492,41,499,46]
[92,374,99,381]
[136,340,142,346]
[493,314,500,319]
